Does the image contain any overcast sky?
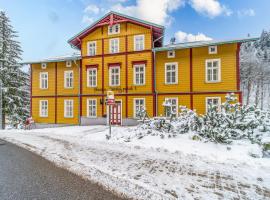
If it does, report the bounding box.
[0,0,269,61]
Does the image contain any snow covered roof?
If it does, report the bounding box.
[22,53,81,64]
[153,37,259,52]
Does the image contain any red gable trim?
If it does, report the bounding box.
[86,64,98,70]
[132,60,147,66]
[108,62,121,68]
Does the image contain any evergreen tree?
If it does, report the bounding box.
[0,11,29,127]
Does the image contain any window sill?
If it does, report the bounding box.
[39,116,48,118]
[205,81,221,84]
[64,116,74,119]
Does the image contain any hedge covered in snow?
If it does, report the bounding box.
[132,93,270,157]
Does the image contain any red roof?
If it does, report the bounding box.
[68,11,164,49]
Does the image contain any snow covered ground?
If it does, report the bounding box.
[0,126,269,200]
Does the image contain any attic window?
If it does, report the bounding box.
[167,50,175,58]
[66,60,72,67]
[41,63,47,69]
[108,24,120,35]
[209,46,217,54]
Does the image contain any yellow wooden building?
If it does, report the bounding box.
[28,11,257,126]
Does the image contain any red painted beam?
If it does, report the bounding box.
[30,64,32,117]
[190,48,193,110]
[125,34,128,118]
[55,62,57,123]
[101,38,105,115]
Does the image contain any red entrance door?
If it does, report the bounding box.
[110,102,121,125]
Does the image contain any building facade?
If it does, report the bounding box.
[29,11,256,126]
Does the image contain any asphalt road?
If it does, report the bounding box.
[0,139,127,200]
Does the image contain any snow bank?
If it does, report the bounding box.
[0,126,269,200]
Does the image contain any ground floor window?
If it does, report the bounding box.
[205,97,221,113]
[39,100,48,117]
[134,98,145,118]
[87,99,97,117]
[64,100,73,118]
[164,98,178,117]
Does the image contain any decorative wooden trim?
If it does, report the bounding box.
[86,64,99,70]
[132,60,147,66]
[108,62,122,68]
[82,49,152,59]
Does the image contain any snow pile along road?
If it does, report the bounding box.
[0,126,269,200]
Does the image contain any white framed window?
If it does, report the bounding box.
[134,35,145,51]
[87,68,97,87]
[167,50,175,58]
[165,62,178,84]
[64,70,73,88]
[133,64,145,85]
[87,99,97,118]
[205,59,221,82]
[64,100,73,118]
[39,100,48,117]
[209,46,217,54]
[41,63,47,69]
[109,66,120,86]
[164,98,178,117]
[87,41,96,56]
[40,72,48,89]
[109,38,119,54]
[108,24,120,35]
[134,98,145,118]
[205,97,221,113]
[66,60,72,67]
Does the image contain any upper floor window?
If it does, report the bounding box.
[134,98,145,118]
[165,62,178,84]
[206,59,221,82]
[66,60,72,67]
[134,35,145,51]
[39,100,48,117]
[109,66,120,86]
[206,97,221,113]
[133,64,145,85]
[64,71,73,88]
[109,38,119,54]
[41,63,47,69]
[87,99,97,118]
[87,68,97,87]
[87,41,96,56]
[64,100,73,118]
[209,46,217,54]
[164,98,178,117]
[167,50,175,58]
[40,72,48,89]
[108,24,120,35]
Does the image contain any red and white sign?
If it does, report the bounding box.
[107,98,115,105]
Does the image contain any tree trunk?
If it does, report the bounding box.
[260,78,264,110]
[255,79,260,107]
[246,79,252,105]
